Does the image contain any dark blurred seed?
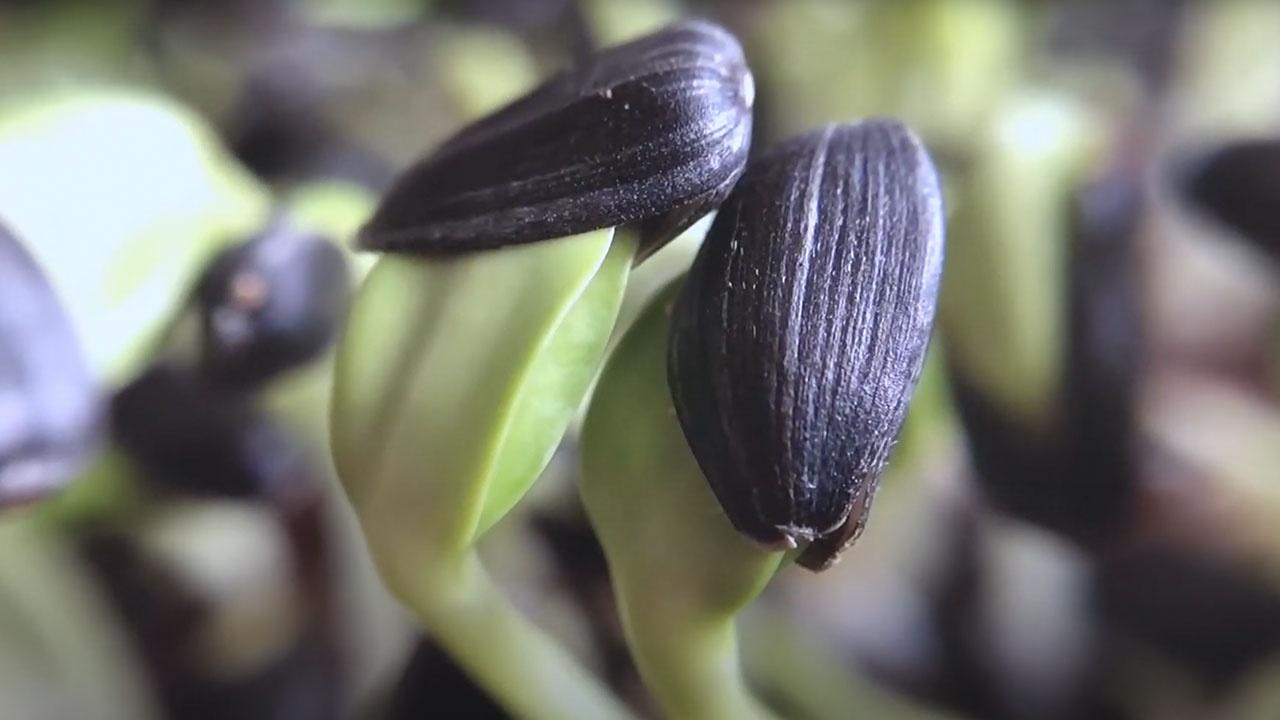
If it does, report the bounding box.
[1064,166,1143,535]
[1179,139,1280,262]
[950,163,1143,543]
[1096,541,1280,691]
[434,0,597,71]
[222,29,400,190]
[81,529,341,720]
[78,531,206,708]
[382,637,512,720]
[1044,0,1188,98]
[111,363,307,500]
[667,120,945,569]
[0,220,100,508]
[227,64,395,190]
[358,19,754,261]
[196,220,350,390]
[436,0,570,28]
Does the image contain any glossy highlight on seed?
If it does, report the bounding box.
[196,220,351,390]
[358,19,754,261]
[667,120,945,570]
[0,219,101,507]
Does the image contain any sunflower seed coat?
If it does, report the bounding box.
[358,20,753,260]
[668,120,944,569]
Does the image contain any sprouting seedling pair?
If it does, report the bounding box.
[329,21,758,720]
[330,18,944,720]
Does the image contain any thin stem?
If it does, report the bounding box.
[409,553,637,720]
[625,602,780,720]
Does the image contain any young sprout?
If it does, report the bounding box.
[942,94,1101,436]
[943,94,1143,542]
[668,120,945,569]
[331,19,758,719]
[357,19,753,261]
[0,221,101,508]
[582,279,784,720]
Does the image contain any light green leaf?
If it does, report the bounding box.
[0,90,270,384]
[331,228,634,592]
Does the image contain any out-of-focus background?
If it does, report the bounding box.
[1,1,1279,719]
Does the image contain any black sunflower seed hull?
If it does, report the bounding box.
[358,19,753,260]
[949,162,1143,545]
[668,120,945,566]
[0,220,101,507]
[111,363,308,500]
[196,220,350,390]
[1064,164,1143,539]
[1178,138,1280,263]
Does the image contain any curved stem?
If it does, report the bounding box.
[409,553,637,720]
[625,603,779,720]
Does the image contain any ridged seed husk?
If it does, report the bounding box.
[668,120,945,570]
[358,19,753,261]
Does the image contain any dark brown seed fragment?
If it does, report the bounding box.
[668,120,945,568]
[358,20,754,261]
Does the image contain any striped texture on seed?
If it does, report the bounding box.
[359,20,753,260]
[668,120,945,569]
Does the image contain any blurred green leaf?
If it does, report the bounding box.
[0,515,160,720]
[0,90,270,384]
[301,0,424,30]
[941,92,1101,426]
[1178,0,1280,136]
[435,24,541,119]
[753,0,1023,153]
[581,0,682,45]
